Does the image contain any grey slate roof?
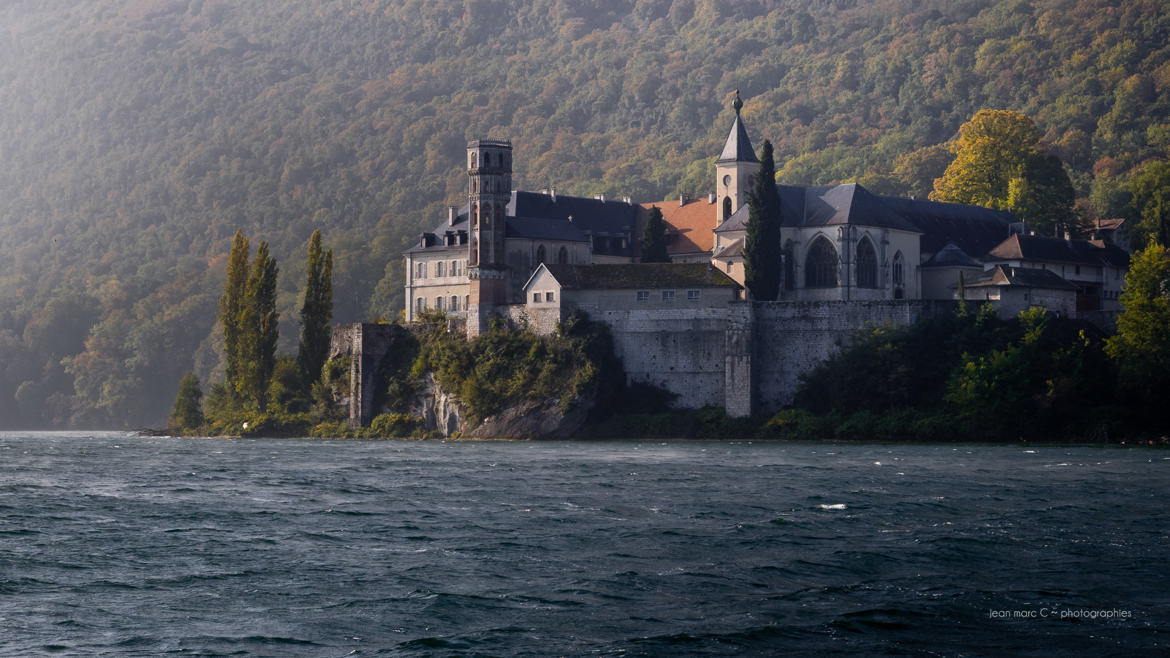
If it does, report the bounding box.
[714,183,921,233]
[878,195,1014,257]
[985,234,1130,268]
[713,238,744,259]
[505,216,589,242]
[793,184,920,232]
[539,263,741,290]
[406,192,638,257]
[921,242,983,268]
[716,114,759,164]
[714,204,750,233]
[966,264,1078,290]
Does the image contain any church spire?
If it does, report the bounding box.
[714,91,761,225]
[717,90,758,165]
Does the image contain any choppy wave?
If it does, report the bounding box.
[1,434,1167,655]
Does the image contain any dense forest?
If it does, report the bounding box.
[1,0,1167,428]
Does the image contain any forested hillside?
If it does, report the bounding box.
[1,0,1167,427]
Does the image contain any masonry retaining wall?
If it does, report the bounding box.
[592,307,730,409]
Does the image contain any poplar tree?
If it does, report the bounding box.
[237,241,279,410]
[297,229,334,386]
[743,139,782,301]
[218,230,249,396]
[639,206,670,263]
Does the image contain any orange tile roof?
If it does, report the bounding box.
[640,199,717,256]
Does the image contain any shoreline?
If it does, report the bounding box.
[131,429,1168,447]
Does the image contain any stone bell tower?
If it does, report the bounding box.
[466,139,513,336]
[715,91,759,226]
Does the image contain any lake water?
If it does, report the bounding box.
[1,432,1167,656]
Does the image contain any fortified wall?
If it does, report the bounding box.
[593,300,952,416]
[331,300,954,429]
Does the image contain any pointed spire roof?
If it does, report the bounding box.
[716,90,758,165]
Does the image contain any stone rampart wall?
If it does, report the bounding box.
[753,300,951,413]
[591,307,729,408]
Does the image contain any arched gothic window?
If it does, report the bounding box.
[856,237,877,288]
[892,251,905,299]
[805,236,839,288]
[536,245,546,265]
[557,246,568,264]
[723,197,733,222]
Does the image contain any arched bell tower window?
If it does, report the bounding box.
[723,197,733,222]
[557,246,568,264]
[856,237,877,288]
[536,245,546,265]
[805,236,839,288]
[470,152,477,168]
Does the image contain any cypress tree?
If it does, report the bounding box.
[297,230,334,386]
[743,139,782,301]
[237,241,279,410]
[639,206,671,263]
[218,230,249,396]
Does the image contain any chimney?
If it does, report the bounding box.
[708,193,716,204]
[550,187,556,202]
[448,206,457,226]
[680,194,688,206]
[623,196,631,204]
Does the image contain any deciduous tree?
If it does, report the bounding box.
[168,371,204,431]
[1127,160,1170,250]
[933,111,1075,236]
[932,110,1043,208]
[1105,244,1170,421]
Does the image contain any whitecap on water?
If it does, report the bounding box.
[818,504,847,510]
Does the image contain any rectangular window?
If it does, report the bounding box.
[464,295,469,309]
[451,260,459,277]
[636,290,649,302]
[662,290,675,302]
[545,292,555,302]
[687,289,701,301]
[450,296,459,311]
[416,298,424,312]
[437,262,446,277]
[533,293,541,303]
[435,297,444,311]
[417,262,427,279]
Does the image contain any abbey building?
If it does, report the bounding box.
[404,93,1127,333]
[377,94,1131,424]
